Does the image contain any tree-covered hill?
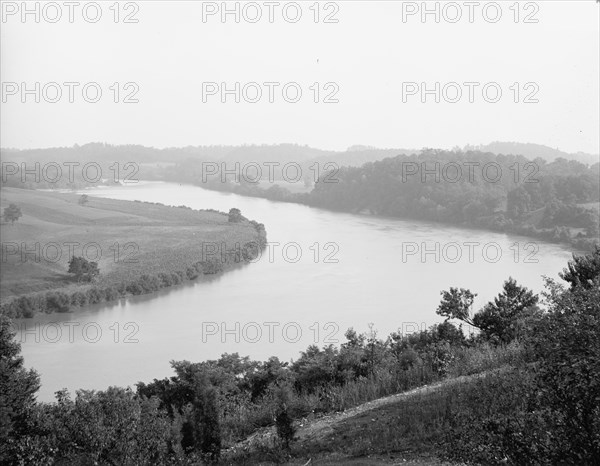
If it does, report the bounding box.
[304,150,599,250]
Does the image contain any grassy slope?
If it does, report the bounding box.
[289,378,469,465]
[223,375,492,465]
[0,187,260,302]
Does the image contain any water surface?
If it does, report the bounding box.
[17,182,574,401]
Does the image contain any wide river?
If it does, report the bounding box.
[17,182,575,401]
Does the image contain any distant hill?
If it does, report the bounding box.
[464,142,599,166]
[0,143,401,166]
[2,142,597,180]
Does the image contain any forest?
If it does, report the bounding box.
[169,150,600,251]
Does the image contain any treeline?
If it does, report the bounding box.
[2,247,598,464]
[305,151,600,250]
[1,143,411,185]
[169,150,600,251]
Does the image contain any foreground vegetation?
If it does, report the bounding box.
[0,188,266,317]
[1,247,598,465]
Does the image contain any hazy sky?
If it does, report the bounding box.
[1,0,599,153]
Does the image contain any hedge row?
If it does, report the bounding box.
[1,247,260,318]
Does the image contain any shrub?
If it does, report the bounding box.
[526,278,600,462]
[158,272,174,287]
[170,272,182,285]
[201,259,223,275]
[70,291,88,307]
[103,286,119,301]
[126,281,144,295]
[398,348,420,370]
[86,287,105,304]
[138,274,161,293]
[186,267,199,280]
[13,296,38,318]
[45,292,70,313]
[242,241,260,261]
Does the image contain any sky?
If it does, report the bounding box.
[1,0,599,153]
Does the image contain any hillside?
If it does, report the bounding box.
[0,187,265,313]
[466,141,599,166]
[304,151,600,251]
[226,375,480,465]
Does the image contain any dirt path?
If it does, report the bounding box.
[295,374,474,445]
[229,372,483,457]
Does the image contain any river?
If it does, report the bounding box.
[16,182,575,401]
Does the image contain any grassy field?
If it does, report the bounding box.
[0,187,262,305]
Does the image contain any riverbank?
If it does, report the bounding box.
[0,187,266,317]
[171,179,599,253]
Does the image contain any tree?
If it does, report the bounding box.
[18,387,173,465]
[436,287,478,327]
[506,186,532,219]
[68,256,100,282]
[182,372,221,462]
[527,268,600,462]
[3,203,22,224]
[228,208,243,223]
[559,245,600,290]
[0,315,41,462]
[196,384,221,463]
[473,277,539,343]
[246,356,289,401]
[274,384,296,453]
[138,361,222,462]
[78,194,89,206]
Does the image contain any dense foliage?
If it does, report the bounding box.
[306,151,599,250]
[67,256,100,283]
[168,150,600,251]
[2,204,22,224]
[441,248,600,465]
[0,316,40,462]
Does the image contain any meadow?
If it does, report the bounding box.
[0,187,265,314]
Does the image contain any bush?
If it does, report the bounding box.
[103,286,119,301]
[526,278,600,462]
[398,348,420,370]
[201,259,223,275]
[45,292,70,313]
[138,274,161,293]
[70,291,88,307]
[126,281,144,295]
[15,388,174,465]
[86,287,105,304]
[158,272,174,287]
[186,267,199,280]
[11,296,39,318]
